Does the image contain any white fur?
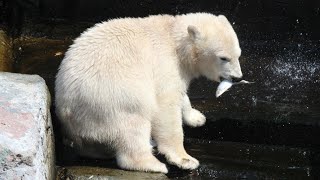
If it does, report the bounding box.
[55,13,242,173]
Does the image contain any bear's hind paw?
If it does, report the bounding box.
[117,154,168,173]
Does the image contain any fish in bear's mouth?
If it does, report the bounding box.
[216,78,254,98]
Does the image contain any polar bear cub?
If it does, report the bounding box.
[55,13,242,173]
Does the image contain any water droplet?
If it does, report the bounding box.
[252,96,257,106]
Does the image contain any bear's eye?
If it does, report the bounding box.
[220,57,230,62]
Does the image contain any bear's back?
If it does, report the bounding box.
[60,15,176,78]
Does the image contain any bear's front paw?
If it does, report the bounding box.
[167,154,199,170]
[183,108,206,127]
[179,156,199,170]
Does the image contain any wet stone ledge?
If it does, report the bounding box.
[0,72,55,179]
[56,139,319,179]
[57,166,169,180]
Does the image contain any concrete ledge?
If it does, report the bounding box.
[0,72,55,179]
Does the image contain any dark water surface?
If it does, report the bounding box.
[56,139,316,179]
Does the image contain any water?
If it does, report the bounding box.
[55,139,317,179]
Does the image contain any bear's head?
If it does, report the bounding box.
[186,14,243,82]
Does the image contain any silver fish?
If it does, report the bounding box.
[216,80,253,98]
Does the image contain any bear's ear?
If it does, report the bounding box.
[187,25,200,41]
[218,15,230,24]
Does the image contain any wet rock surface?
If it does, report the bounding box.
[7,0,320,43]
[0,30,12,71]
[0,72,55,180]
[13,36,72,93]
[56,139,318,179]
[57,166,169,180]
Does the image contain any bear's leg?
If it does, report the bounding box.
[152,95,199,170]
[115,113,168,173]
[182,93,206,127]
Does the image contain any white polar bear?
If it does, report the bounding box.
[55,13,242,173]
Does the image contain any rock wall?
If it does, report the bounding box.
[0,30,12,72]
